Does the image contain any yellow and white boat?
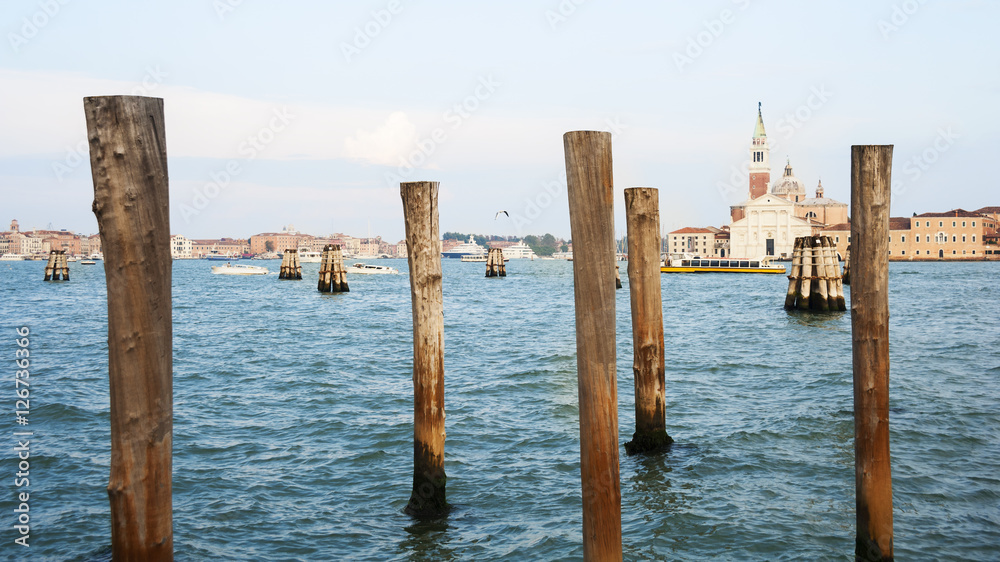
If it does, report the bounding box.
[661,253,786,274]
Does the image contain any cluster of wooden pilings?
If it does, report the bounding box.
[485,247,506,277]
[43,250,69,281]
[82,95,896,562]
[317,245,349,293]
[784,236,847,312]
[278,248,302,279]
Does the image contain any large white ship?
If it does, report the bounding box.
[441,236,486,259]
[497,241,537,259]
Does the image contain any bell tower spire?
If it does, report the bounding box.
[748,102,770,199]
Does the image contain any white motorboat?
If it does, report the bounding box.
[346,262,399,275]
[80,259,97,265]
[298,249,322,263]
[211,263,269,275]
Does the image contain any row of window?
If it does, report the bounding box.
[890,250,977,256]
[836,234,979,244]
[913,220,977,228]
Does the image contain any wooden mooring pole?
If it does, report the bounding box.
[851,144,894,561]
[318,244,349,292]
[400,181,447,517]
[43,250,69,281]
[279,248,302,279]
[623,188,671,455]
[85,95,173,561]
[563,131,622,561]
[485,247,506,277]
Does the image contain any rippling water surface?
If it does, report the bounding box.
[1,258,998,560]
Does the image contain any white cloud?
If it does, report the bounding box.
[344,111,418,166]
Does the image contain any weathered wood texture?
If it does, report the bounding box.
[318,244,349,292]
[850,144,894,562]
[43,250,69,281]
[400,181,447,517]
[85,95,173,561]
[784,238,803,308]
[622,188,671,455]
[785,236,847,312]
[279,248,302,279]
[843,244,852,285]
[485,247,506,277]
[563,131,622,561]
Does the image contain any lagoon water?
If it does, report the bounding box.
[1,258,998,560]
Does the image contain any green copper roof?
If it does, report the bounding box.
[753,104,766,138]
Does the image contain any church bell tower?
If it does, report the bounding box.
[748,102,770,200]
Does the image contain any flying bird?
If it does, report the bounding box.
[495,210,509,220]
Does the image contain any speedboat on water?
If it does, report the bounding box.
[211,263,269,275]
[346,262,399,274]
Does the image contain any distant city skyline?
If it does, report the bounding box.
[3,1,998,241]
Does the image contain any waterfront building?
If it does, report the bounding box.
[170,235,193,259]
[191,238,250,258]
[249,225,309,255]
[728,105,847,255]
[823,208,1000,260]
[395,240,407,258]
[728,194,814,259]
[668,227,717,256]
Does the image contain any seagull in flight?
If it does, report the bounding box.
[495,210,509,220]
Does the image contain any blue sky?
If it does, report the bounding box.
[2,0,997,242]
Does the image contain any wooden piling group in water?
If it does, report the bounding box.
[784,236,846,311]
[43,250,69,281]
[842,244,852,285]
[278,248,302,279]
[78,93,900,561]
[317,244,349,293]
[485,247,506,277]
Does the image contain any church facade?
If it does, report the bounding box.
[728,105,847,258]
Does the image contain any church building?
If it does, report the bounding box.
[727,104,847,259]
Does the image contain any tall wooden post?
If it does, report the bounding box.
[563,130,622,561]
[850,144,894,562]
[85,95,173,561]
[400,181,447,517]
[623,188,671,455]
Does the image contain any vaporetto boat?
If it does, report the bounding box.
[661,253,787,274]
[211,263,269,275]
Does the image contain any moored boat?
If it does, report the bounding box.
[298,249,322,263]
[211,263,269,275]
[0,254,26,261]
[661,253,786,274]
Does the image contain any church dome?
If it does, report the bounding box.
[770,159,806,200]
